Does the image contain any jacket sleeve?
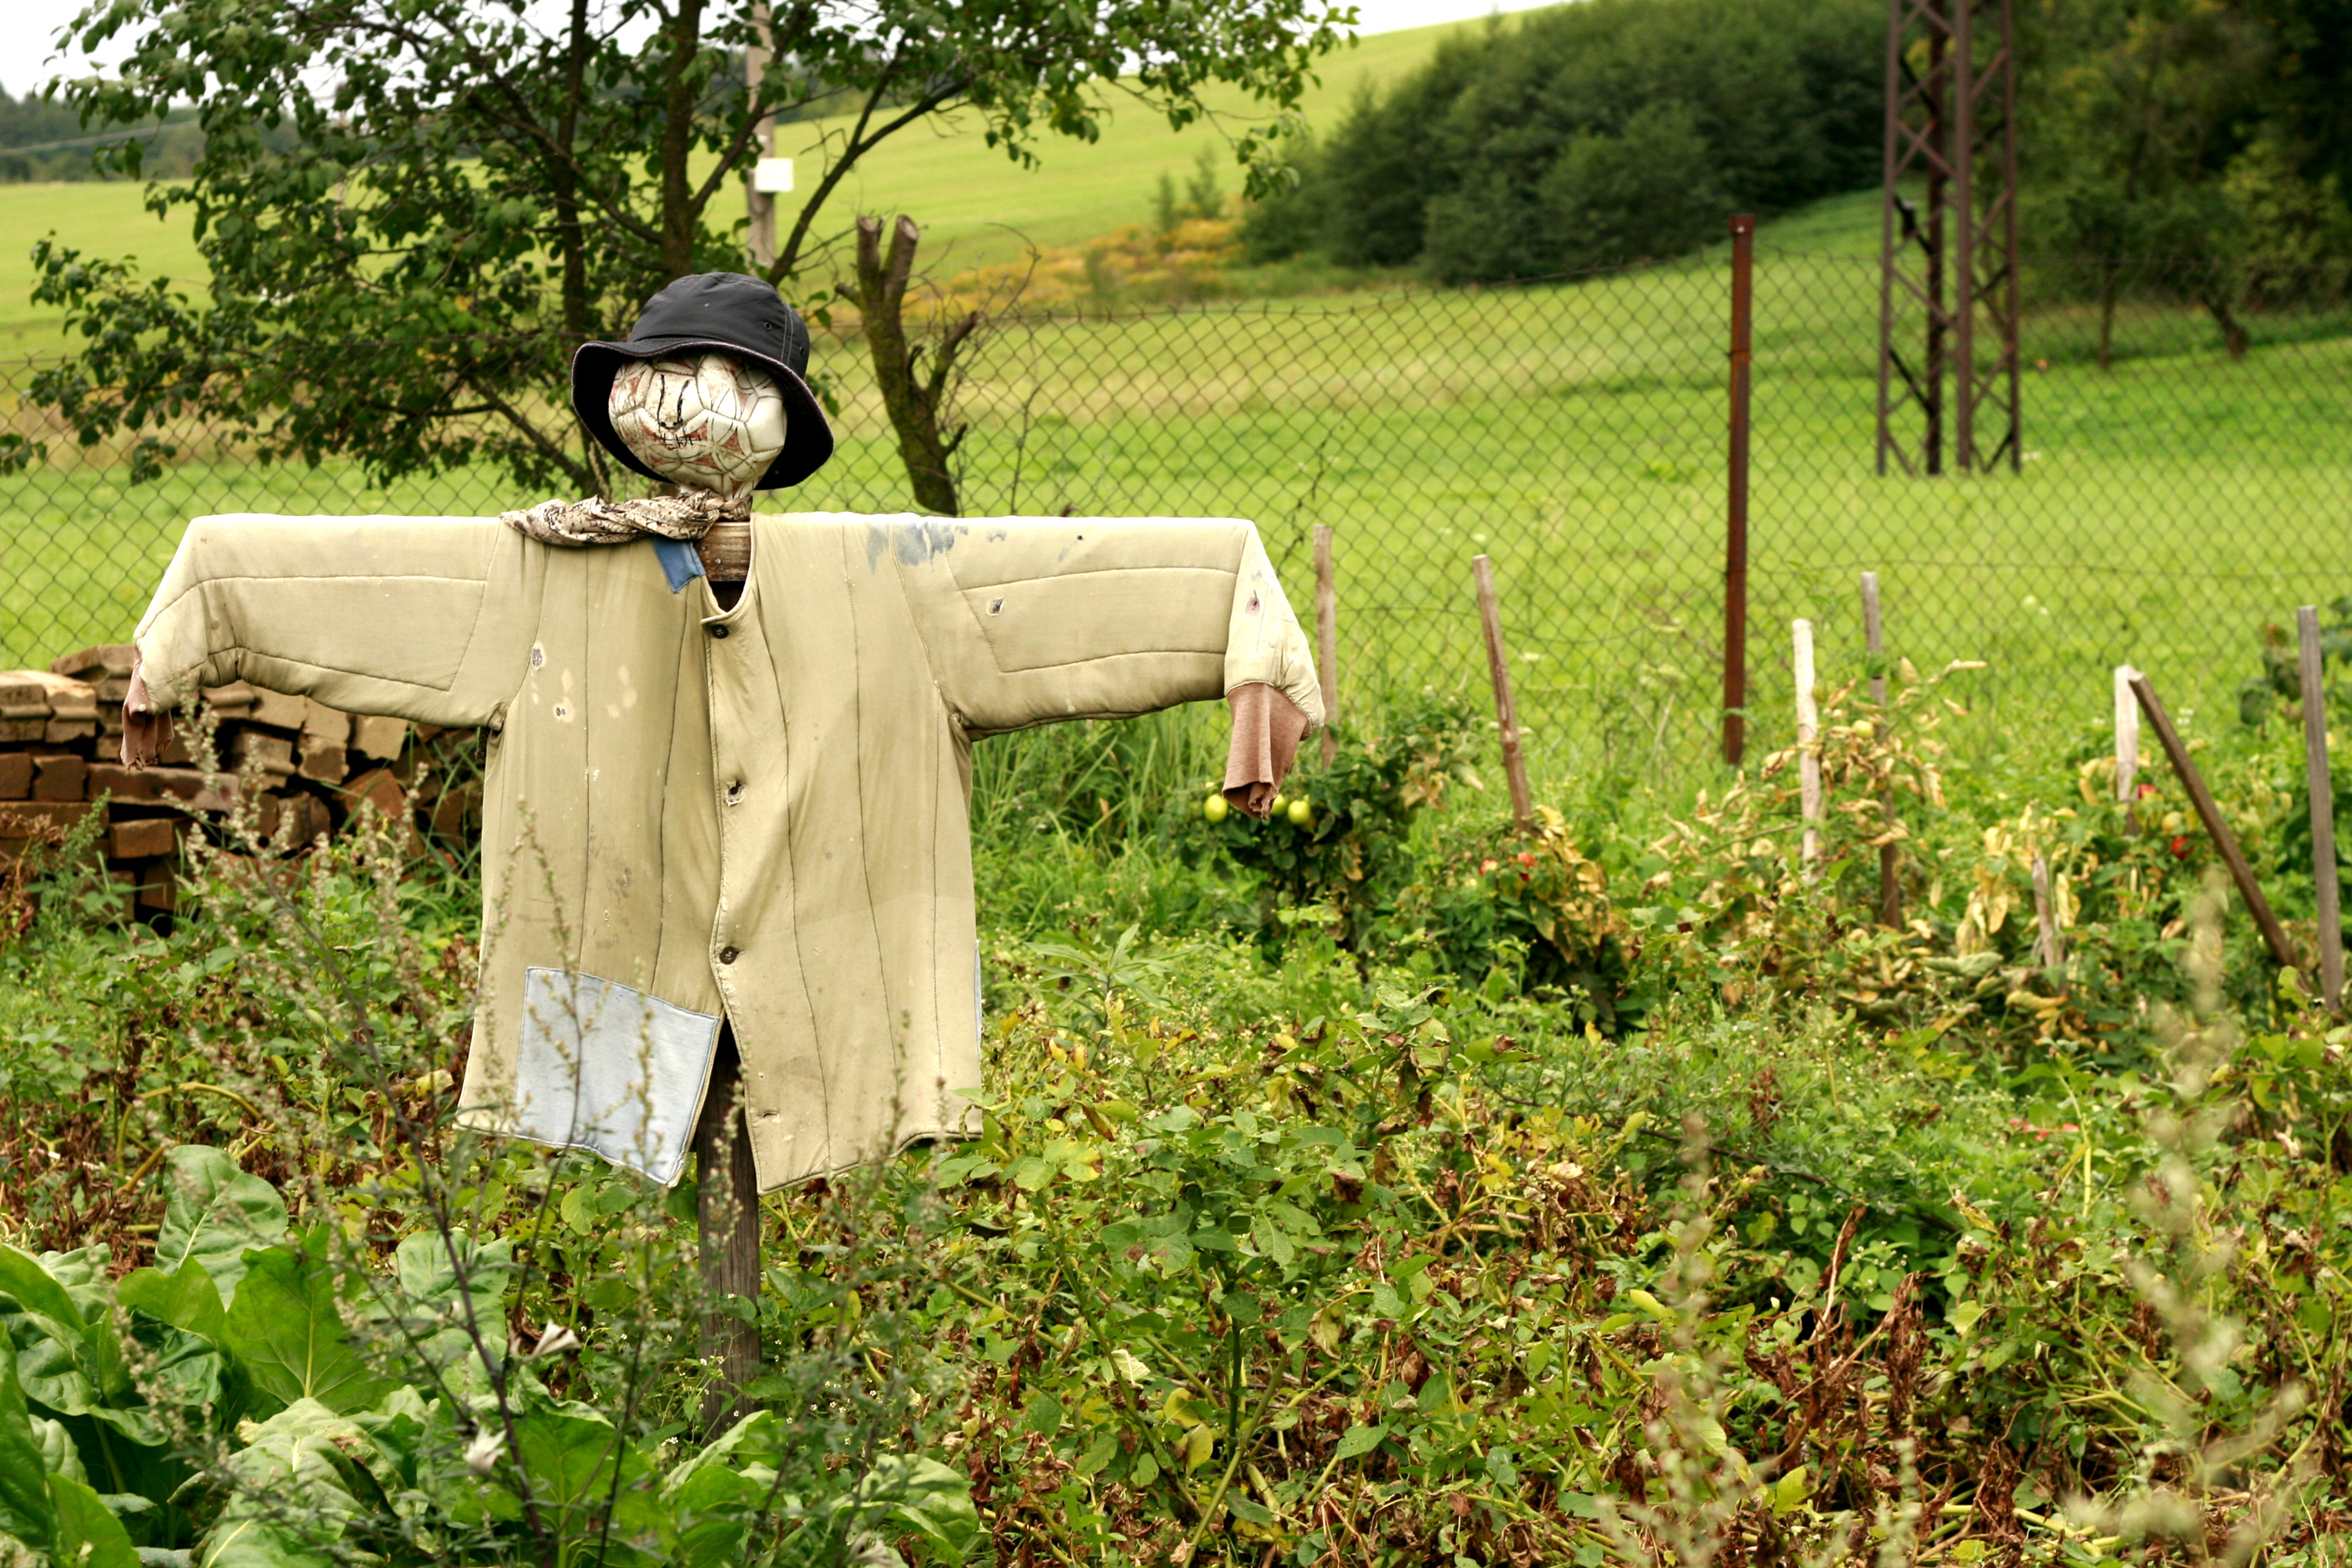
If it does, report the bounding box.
[874,514,1323,738]
[132,514,543,727]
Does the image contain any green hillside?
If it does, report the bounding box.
[0,13,1534,358]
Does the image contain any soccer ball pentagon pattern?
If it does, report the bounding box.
[607,351,789,495]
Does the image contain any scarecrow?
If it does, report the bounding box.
[122,271,1322,1196]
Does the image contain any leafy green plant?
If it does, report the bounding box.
[1167,691,1483,945]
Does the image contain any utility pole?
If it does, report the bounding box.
[1876,0,2021,476]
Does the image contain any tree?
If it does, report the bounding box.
[27,0,1352,495]
[1240,0,1881,282]
[849,214,975,516]
[2021,0,2352,361]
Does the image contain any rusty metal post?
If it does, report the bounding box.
[2299,607,2343,1010]
[1879,0,2017,476]
[1473,555,1535,834]
[2131,671,2299,973]
[1951,0,1976,472]
[1874,0,1902,479]
[1314,524,1338,767]
[1998,0,2023,473]
[1724,213,1755,768]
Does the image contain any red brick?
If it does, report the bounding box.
[49,646,134,680]
[85,764,235,812]
[111,817,181,860]
[0,800,94,833]
[31,754,87,802]
[131,860,179,913]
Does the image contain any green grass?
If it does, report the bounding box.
[0,13,1506,355]
[6,187,2347,781]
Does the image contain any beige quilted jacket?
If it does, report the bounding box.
[133,511,1320,1190]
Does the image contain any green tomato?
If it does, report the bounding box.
[1287,797,1313,828]
[1269,793,1287,815]
[1203,793,1229,824]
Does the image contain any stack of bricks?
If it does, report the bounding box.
[0,644,483,920]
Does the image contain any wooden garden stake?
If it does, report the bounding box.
[1473,555,1534,834]
[1860,572,1899,924]
[690,1045,760,1437]
[2114,665,2140,834]
[1314,524,1338,768]
[2129,670,2299,972]
[692,519,763,1439]
[1860,572,1887,706]
[2031,853,2065,969]
[2297,607,2343,1010]
[1794,619,1822,877]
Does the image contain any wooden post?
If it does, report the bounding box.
[693,520,762,1440]
[745,4,778,270]
[2031,853,2065,968]
[1860,572,1888,706]
[1860,572,1899,924]
[2298,607,2343,1010]
[1473,555,1535,834]
[2114,665,2140,834]
[1723,215,1755,768]
[691,1036,761,1439]
[1314,524,1338,768]
[2130,670,2299,973]
[1794,619,1822,876]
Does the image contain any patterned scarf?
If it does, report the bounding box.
[499,488,749,546]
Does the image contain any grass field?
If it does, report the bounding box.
[9,189,2346,776]
[0,13,1504,355]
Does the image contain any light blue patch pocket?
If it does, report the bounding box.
[510,967,721,1185]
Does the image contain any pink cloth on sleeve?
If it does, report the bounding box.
[1222,682,1312,818]
[122,650,169,769]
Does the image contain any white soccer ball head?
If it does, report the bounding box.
[607,351,789,496]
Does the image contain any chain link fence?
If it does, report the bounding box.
[4,244,2346,774]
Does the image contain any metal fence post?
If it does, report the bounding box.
[1724,213,1755,768]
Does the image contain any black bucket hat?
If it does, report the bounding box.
[572,272,834,490]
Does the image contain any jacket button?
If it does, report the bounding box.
[708,623,730,639]
[717,946,739,964]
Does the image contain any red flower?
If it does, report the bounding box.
[2170,835,2190,859]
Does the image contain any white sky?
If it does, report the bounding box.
[0,0,1561,102]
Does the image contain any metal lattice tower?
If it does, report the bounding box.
[1876,0,2022,476]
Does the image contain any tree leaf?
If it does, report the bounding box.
[47,1474,137,1568]
[0,1342,56,1551]
[1332,1423,1386,1461]
[156,1145,289,1308]
[223,1243,394,1417]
